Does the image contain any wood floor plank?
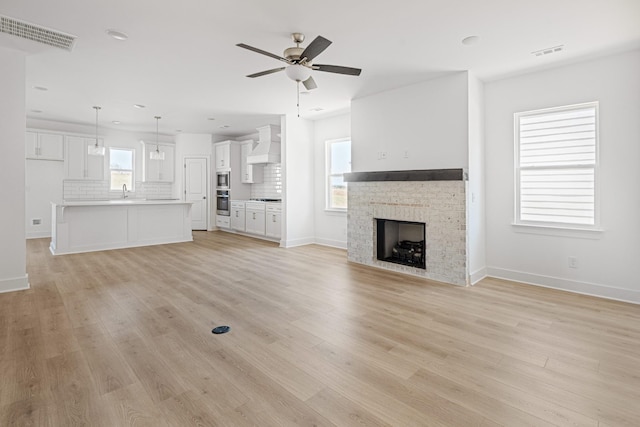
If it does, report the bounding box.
[1,232,637,426]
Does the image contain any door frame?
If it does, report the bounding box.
[183,156,210,231]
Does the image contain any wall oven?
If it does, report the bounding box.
[216,190,230,216]
[216,171,230,189]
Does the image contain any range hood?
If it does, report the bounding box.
[246,124,281,164]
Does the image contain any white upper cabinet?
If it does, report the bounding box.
[215,141,231,170]
[240,140,263,184]
[142,143,175,182]
[26,131,64,161]
[64,136,105,180]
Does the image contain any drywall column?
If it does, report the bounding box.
[0,46,28,293]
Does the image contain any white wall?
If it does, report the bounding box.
[0,47,28,293]
[467,73,486,283]
[484,49,640,303]
[26,159,64,238]
[282,114,315,247]
[351,72,470,172]
[313,113,350,249]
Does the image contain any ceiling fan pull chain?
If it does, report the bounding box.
[297,81,300,118]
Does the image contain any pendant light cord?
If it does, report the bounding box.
[93,106,101,147]
[155,116,161,152]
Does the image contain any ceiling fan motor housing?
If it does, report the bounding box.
[284,46,304,62]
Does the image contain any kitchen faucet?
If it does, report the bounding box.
[122,183,128,199]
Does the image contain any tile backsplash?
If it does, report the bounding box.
[63,180,173,200]
[251,163,282,199]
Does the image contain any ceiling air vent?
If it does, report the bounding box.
[0,15,76,51]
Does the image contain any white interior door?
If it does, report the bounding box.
[185,157,208,230]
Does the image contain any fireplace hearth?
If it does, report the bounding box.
[376,218,426,269]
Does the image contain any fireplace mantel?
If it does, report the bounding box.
[344,168,466,182]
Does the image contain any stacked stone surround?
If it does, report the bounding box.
[347,180,468,286]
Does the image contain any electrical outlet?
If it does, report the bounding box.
[403,150,409,158]
[568,256,578,268]
[378,151,387,160]
[32,218,41,225]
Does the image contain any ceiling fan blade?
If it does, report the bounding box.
[300,36,332,62]
[314,64,362,76]
[236,43,290,64]
[246,67,286,78]
[302,76,317,90]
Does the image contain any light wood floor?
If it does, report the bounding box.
[1,231,639,426]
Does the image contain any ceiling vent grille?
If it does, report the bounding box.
[0,15,76,51]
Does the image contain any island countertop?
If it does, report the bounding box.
[54,199,192,207]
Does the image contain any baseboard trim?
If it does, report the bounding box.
[470,267,487,285]
[282,237,315,248]
[314,238,347,250]
[0,274,30,294]
[486,267,640,305]
[26,231,51,239]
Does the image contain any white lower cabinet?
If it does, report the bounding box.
[231,201,246,231]
[265,204,282,239]
[245,202,266,235]
[216,215,230,229]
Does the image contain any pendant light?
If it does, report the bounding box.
[87,106,105,156]
[149,116,165,160]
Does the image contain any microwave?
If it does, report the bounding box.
[216,171,230,189]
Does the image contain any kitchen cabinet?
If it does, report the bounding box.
[26,131,64,161]
[215,141,231,170]
[230,201,246,231]
[245,202,266,235]
[65,136,105,180]
[142,143,175,182]
[265,204,282,239]
[240,140,263,184]
[216,215,230,229]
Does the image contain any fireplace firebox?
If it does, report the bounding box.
[376,218,426,269]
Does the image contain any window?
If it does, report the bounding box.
[109,148,134,191]
[326,139,351,210]
[515,102,598,228]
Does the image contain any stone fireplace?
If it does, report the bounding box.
[345,169,468,286]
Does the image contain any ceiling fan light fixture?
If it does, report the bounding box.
[285,64,311,82]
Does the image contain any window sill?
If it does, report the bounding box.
[511,222,603,239]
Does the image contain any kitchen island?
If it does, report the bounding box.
[50,199,193,255]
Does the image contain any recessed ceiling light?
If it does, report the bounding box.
[219,125,230,129]
[176,130,182,133]
[112,120,121,124]
[33,86,48,91]
[133,104,146,109]
[31,109,43,113]
[309,107,324,112]
[300,91,311,96]
[207,117,216,121]
[461,36,480,46]
[106,29,128,41]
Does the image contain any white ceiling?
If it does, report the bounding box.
[1,0,639,137]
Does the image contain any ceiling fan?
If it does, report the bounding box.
[236,33,362,90]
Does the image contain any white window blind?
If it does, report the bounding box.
[515,102,598,227]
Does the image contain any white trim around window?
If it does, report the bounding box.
[325,138,351,212]
[514,101,601,231]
